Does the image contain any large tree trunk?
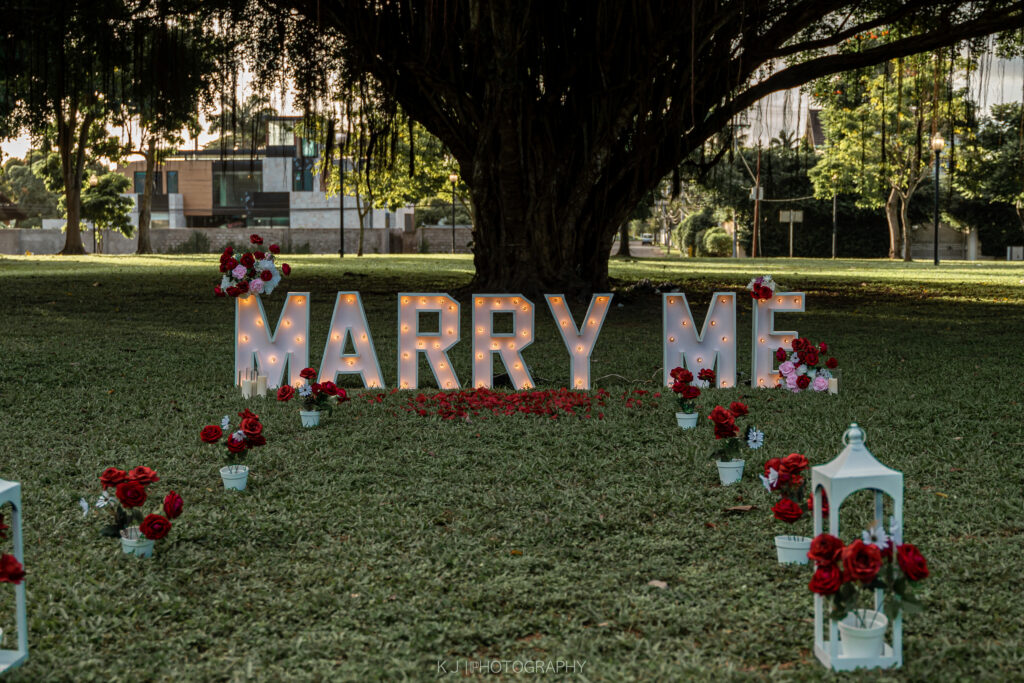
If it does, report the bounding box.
[616,222,631,256]
[56,105,92,255]
[136,136,156,254]
[900,193,913,262]
[353,184,367,256]
[884,188,900,260]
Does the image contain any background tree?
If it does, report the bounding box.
[0,153,61,228]
[80,172,134,253]
[206,94,279,151]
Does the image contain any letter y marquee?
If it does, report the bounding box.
[662,293,736,388]
[235,292,310,389]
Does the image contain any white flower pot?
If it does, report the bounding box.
[774,534,812,564]
[716,458,745,485]
[220,464,250,491]
[120,527,155,558]
[300,410,321,428]
[675,411,698,429]
[838,609,889,659]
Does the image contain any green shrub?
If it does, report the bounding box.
[702,227,733,256]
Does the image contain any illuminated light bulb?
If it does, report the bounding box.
[576,345,584,352]
[759,337,765,344]
[668,336,675,343]
[784,338,791,344]
[476,353,484,360]
[477,327,484,334]
[777,297,783,303]
[512,298,520,305]
[448,305,456,311]
[417,341,425,349]
[523,383,531,389]
[439,362,447,369]
[576,378,583,386]
[496,298,502,305]
[521,305,528,312]
[347,295,356,304]
[552,297,561,304]
[401,381,408,388]
[561,320,569,327]
[433,343,441,349]
[368,382,378,388]
[491,342,500,350]
[682,320,688,326]
[597,297,607,302]
[419,297,426,304]
[513,362,522,369]
[721,336,727,342]
[446,328,454,336]
[346,359,355,366]
[295,297,305,305]
[446,381,453,388]
[332,333,340,341]
[795,298,801,305]
[721,381,729,388]
[437,297,445,305]
[759,378,765,385]
[283,319,291,327]
[477,382,485,388]
[239,335,248,343]
[295,336,303,343]
[402,297,410,304]
[361,334,367,341]
[401,324,409,332]
[269,356,277,363]
[668,297,676,304]
[710,321,717,327]
[475,298,483,306]
[696,357,703,363]
[402,352,410,359]
[506,342,514,350]
[520,330,528,337]
[588,320,596,326]
[255,319,263,327]
[720,297,727,303]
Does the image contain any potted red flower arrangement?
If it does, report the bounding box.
[277,368,348,427]
[214,234,291,299]
[669,367,701,428]
[761,453,831,564]
[200,409,266,490]
[88,467,183,558]
[776,337,839,393]
[0,512,25,585]
[707,401,763,485]
[808,525,928,658]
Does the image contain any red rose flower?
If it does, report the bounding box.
[240,253,255,268]
[163,491,183,519]
[796,375,811,389]
[713,418,738,440]
[671,379,685,394]
[708,405,732,424]
[764,457,782,477]
[0,554,25,584]
[681,385,700,399]
[790,338,805,351]
[670,366,692,383]
[281,263,291,275]
[336,388,348,403]
[115,481,147,508]
[226,257,238,270]
[728,401,748,417]
[896,543,929,581]
[225,435,247,454]
[238,409,259,420]
[775,347,787,361]
[240,417,263,439]
[300,367,317,380]
[259,269,273,281]
[269,244,281,254]
[254,250,266,260]
[808,533,843,565]
[772,498,804,523]
[100,467,128,489]
[819,342,828,353]
[214,286,225,297]
[200,425,223,443]
[826,357,838,369]
[319,381,339,396]
[808,563,842,595]
[277,385,295,401]
[780,452,809,474]
[698,368,716,382]
[127,466,159,485]
[249,234,263,245]
[246,434,267,447]
[802,349,819,366]
[806,493,830,517]
[842,540,883,584]
[139,514,171,541]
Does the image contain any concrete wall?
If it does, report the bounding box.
[908,223,979,261]
[415,225,474,253]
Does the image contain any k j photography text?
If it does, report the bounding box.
[436,659,586,675]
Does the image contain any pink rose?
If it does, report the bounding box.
[231,265,247,279]
[785,374,800,391]
[812,375,829,391]
[248,279,264,294]
[778,361,795,376]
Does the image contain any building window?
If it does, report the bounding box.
[213,170,263,208]
[292,158,314,192]
[133,171,162,194]
[166,171,178,194]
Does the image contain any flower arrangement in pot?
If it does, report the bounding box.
[214,234,291,299]
[707,401,763,485]
[747,274,778,300]
[85,467,183,558]
[200,410,266,490]
[669,367,702,429]
[808,523,928,659]
[0,512,25,583]
[277,368,349,427]
[776,337,839,393]
[760,453,831,564]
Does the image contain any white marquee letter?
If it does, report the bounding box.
[472,294,534,389]
[751,292,805,388]
[662,292,736,388]
[319,292,385,389]
[235,292,310,389]
[545,293,613,390]
[397,293,461,390]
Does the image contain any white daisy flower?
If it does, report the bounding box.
[862,521,891,549]
[759,466,778,492]
[299,384,312,397]
[221,415,231,430]
[747,428,765,450]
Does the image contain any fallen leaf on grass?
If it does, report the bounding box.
[596,622,610,627]
[725,505,755,513]
[107,389,115,394]
[934,492,949,498]
[510,549,523,556]
[647,580,668,589]
[704,522,716,529]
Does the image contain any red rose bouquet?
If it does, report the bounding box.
[214,234,290,299]
[200,409,267,467]
[808,521,928,625]
[707,401,763,461]
[85,466,183,545]
[0,512,24,585]
[776,337,838,393]
[277,367,350,414]
[746,274,778,300]
[761,452,831,525]
[669,366,701,414]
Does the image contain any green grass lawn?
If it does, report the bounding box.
[1,253,1023,681]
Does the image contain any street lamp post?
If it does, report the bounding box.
[931,134,945,266]
[831,173,838,259]
[448,172,458,254]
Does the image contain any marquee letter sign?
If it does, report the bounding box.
[472,295,535,389]
[235,292,310,389]
[751,292,804,388]
[319,292,385,389]
[397,293,462,390]
[545,294,613,390]
[662,292,737,388]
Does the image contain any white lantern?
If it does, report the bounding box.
[0,478,27,672]
[811,424,903,671]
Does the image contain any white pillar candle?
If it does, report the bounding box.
[241,379,254,399]
[828,378,839,395]
[256,375,268,397]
